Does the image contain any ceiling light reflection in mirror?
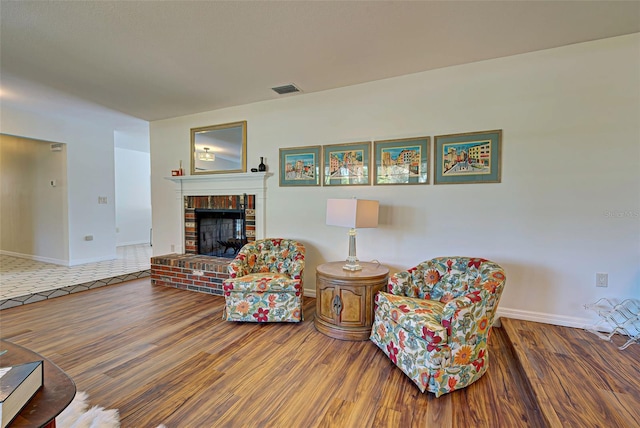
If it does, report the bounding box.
[191,121,247,174]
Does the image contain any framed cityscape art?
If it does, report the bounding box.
[323,141,371,186]
[373,136,430,185]
[434,130,502,185]
[279,145,321,186]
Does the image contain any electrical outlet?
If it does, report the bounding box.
[98,196,108,204]
[170,244,175,252]
[84,235,94,241]
[596,273,608,287]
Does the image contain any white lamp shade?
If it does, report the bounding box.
[326,199,379,229]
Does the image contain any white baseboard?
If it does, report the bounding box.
[2,250,117,267]
[0,250,69,266]
[302,286,596,331]
[496,307,592,329]
[116,240,151,247]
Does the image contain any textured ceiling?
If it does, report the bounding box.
[1,1,639,123]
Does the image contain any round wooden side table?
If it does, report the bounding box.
[314,261,389,341]
[0,339,76,428]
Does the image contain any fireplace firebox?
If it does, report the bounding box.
[184,194,256,257]
[196,209,246,257]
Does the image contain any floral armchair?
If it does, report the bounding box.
[370,257,506,397]
[223,238,305,322]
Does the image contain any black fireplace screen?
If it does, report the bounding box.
[196,209,246,257]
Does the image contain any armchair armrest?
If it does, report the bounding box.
[440,266,505,339]
[440,288,501,372]
[227,252,250,279]
[388,265,428,297]
[441,290,488,341]
[388,270,412,295]
[284,253,305,280]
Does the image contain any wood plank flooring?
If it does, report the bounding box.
[0,279,637,427]
[501,317,640,428]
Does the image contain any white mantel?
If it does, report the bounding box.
[165,171,271,188]
[165,172,272,250]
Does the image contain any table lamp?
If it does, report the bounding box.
[326,198,379,271]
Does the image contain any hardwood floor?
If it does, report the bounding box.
[502,318,640,428]
[0,279,637,427]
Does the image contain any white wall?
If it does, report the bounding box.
[0,107,118,265]
[0,134,69,264]
[115,147,152,246]
[150,34,640,328]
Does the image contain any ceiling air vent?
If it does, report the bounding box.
[271,84,301,95]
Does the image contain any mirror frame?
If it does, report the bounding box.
[190,121,247,175]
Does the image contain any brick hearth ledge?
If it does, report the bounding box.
[151,254,231,296]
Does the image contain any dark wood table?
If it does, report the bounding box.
[0,339,76,428]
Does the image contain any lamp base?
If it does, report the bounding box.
[343,229,362,271]
[343,257,362,272]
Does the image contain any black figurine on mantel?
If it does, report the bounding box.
[258,157,267,172]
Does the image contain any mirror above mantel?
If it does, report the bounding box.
[191,121,247,175]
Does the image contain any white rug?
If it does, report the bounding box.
[56,391,121,428]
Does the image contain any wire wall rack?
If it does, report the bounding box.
[584,298,640,350]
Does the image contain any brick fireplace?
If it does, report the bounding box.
[151,172,270,296]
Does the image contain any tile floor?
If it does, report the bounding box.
[0,244,152,310]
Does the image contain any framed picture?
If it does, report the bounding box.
[434,130,502,184]
[323,141,371,186]
[279,146,321,186]
[373,136,430,185]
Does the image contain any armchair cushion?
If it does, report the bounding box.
[226,273,300,293]
[374,292,447,344]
